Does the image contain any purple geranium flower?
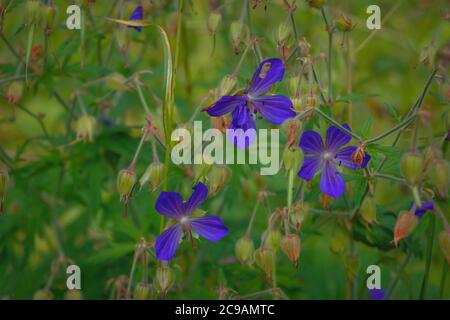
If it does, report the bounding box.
[368,288,386,300]
[128,5,143,32]
[154,182,228,261]
[206,58,296,148]
[297,124,371,198]
[412,201,434,219]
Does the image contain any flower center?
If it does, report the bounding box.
[322,151,334,161]
[179,216,190,225]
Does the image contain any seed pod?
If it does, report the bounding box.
[283,145,303,172]
[76,115,97,142]
[117,169,136,202]
[235,236,255,266]
[360,196,377,226]
[401,152,424,186]
[218,75,237,97]
[64,290,83,300]
[134,282,153,300]
[25,0,41,25]
[154,266,175,296]
[6,81,24,104]
[438,229,450,266]
[280,234,301,266]
[335,15,353,32]
[206,165,231,196]
[254,247,274,280]
[140,163,165,192]
[33,289,53,300]
[430,160,449,199]
[276,20,291,44]
[393,211,418,246]
[207,12,221,35]
[263,229,282,252]
[306,0,325,9]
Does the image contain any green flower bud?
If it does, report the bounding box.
[206,165,231,196]
[230,21,243,44]
[276,21,291,44]
[25,0,41,25]
[360,196,377,226]
[306,0,325,9]
[235,236,255,266]
[140,163,165,192]
[288,76,301,96]
[42,3,56,31]
[106,72,131,91]
[439,229,450,266]
[134,282,153,300]
[207,12,221,34]
[401,152,424,185]
[430,160,449,198]
[33,289,53,300]
[289,202,309,231]
[76,115,96,142]
[254,247,274,280]
[263,229,282,252]
[291,97,302,110]
[280,234,301,265]
[154,266,175,296]
[335,15,353,32]
[283,145,303,172]
[117,169,136,202]
[64,290,83,300]
[218,75,237,97]
[6,81,24,104]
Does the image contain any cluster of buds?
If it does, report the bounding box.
[6,81,24,104]
[76,115,97,142]
[0,170,9,215]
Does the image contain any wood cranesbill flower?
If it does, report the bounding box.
[206,58,296,148]
[297,124,371,198]
[154,182,228,261]
[128,5,143,32]
[412,201,434,219]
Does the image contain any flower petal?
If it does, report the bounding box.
[128,6,143,32]
[190,216,228,241]
[155,224,182,261]
[253,95,296,125]
[320,162,345,198]
[184,182,208,213]
[155,192,184,218]
[413,201,434,219]
[206,96,245,117]
[326,124,352,152]
[298,156,322,181]
[248,58,284,96]
[334,146,371,169]
[299,131,324,155]
[227,105,257,149]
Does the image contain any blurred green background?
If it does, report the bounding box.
[0,0,449,299]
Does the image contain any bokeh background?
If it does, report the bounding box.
[0,0,449,299]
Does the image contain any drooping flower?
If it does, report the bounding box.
[412,201,434,219]
[297,124,371,198]
[128,5,143,32]
[154,182,228,261]
[206,58,296,148]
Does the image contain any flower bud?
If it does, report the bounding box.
[305,94,317,108]
[335,15,353,32]
[429,160,449,198]
[401,152,424,185]
[393,211,418,246]
[263,229,282,252]
[117,169,136,202]
[6,81,24,104]
[33,289,53,300]
[280,234,301,266]
[106,72,131,91]
[154,266,175,296]
[291,97,302,110]
[218,75,237,97]
[140,162,165,192]
[289,202,309,231]
[230,21,243,45]
[288,76,301,96]
[276,21,291,44]
[206,165,231,196]
[25,0,41,25]
[438,229,450,266]
[283,145,303,172]
[134,282,153,300]
[42,3,56,31]
[360,196,377,226]
[254,247,274,280]
[64,290,83,300]
[207,12,221,34]
[235,236,255,266]
[306,0,325,9]
[76,115,96,142]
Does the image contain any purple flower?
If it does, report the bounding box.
[206,58,296,149]
[412,201,434,219]
[368,289,386,300]
[128,5,143,32]
[154,182,228,261]
[297,124,371,198]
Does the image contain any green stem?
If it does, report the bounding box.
[25,24,35,83]
[373,173,406,184]
[320,7,332,102]
[366,113,417,145]
[125,247,140,299]
[136,84,152,115]
[287,169,294,208]
[419,214,435,299]
[315,107,361,140]
[245,198,261,237]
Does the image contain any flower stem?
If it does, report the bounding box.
[125,246,140,299]
[287,169,294,208]
[245,198,261,237]
[365,113,416,145]
[373,173,406,184]
[419,214,435,299]
[320,7,333,102]
[136,83,152,115]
